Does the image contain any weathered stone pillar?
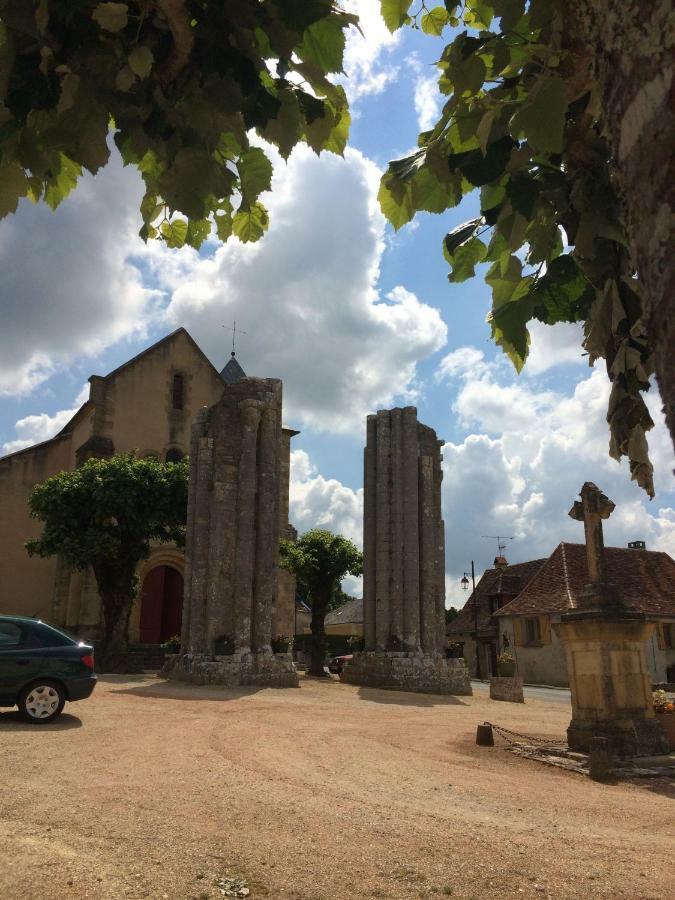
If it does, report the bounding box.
[343,407,470,696]
[168,378,297,687]
[363,416,377,651]
[554,483,667,756]
[233,398,261,653]
[252,404,280,652]
[401,407,420,650]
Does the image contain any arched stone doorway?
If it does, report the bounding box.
[139,565,183,644]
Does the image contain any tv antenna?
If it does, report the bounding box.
[482,535,514,557]
[221,320,246,357]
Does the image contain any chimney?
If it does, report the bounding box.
[627,540,646,550]
[494,555,508,568]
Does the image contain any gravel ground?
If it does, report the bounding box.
[0,674,672,900]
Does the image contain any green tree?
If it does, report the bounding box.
[280,528,362,677]
[26,453,189,670]
[445,606,458,626]
[0,1,357,248]
[378,0,674,496]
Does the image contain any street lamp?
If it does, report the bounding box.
[461,561,481,679]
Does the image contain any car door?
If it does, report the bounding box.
[0,621,43,705]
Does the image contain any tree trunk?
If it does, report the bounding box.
[567,1,675,450]
[93,564,137,673]
[308,593,330,677]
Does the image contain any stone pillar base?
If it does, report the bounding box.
[554,616,668,758]
[163,651,299,687]
[340,651,471,695]
[489,676,524,703]
[567,717,667,757]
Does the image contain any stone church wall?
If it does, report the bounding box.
[0,330,298,644]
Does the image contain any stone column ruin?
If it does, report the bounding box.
[169,377,297,686]
[342,407,470,695]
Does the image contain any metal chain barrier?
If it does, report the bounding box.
[484,721,565,746]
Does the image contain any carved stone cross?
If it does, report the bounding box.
[569,482,615,585]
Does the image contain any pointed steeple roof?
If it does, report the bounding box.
[220,351,246,384]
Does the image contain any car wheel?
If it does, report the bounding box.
[19,681,65,724]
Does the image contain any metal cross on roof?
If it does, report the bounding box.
[222,320,247,357]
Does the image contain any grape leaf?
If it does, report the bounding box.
[92,2,128,33]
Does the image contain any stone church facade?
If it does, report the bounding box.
[0,329,297,646]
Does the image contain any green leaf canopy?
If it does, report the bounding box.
[0,0,358,249]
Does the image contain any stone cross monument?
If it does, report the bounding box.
[342,407,470,695]
[569,482,615,586]
[169,376,297,686]
[554,482,666,755]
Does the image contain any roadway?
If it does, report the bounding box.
[471,679,571,704]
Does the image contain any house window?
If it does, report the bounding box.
[664,624,675,650]
[165,448,184,464]
[524,617,541,645]
[172,373,184,410]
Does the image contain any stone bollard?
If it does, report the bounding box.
[588,736,612,781]
[489,676,524,703]
[476,723,494,746]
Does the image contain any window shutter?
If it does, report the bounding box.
[540,616,551,644]
[656,623,666,650]
[513,618,523,646]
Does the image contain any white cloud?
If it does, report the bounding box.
[437,346,491,382]
[439,349,675,605]
[289,448,364,595]
[341,1,401,101]
[1,384,89,455]
[149,145,447,433]
[413,72,443,131]
[290,449,363,547]
[0,150,157,397]
[526,320,586,374]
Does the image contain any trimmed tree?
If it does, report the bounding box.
[280,529,362,677]
[378,0,675,495]
[26,453,188,670]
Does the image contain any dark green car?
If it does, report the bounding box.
[0,615,97,724]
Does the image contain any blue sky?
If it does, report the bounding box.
[1,3,674,605]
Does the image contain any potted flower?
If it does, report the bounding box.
[272,635,293,654]
[496,650,516,677]
[653,689,675,750]
[161,634,181,654]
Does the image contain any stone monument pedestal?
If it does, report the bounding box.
[555,614,667,757]
[489,676,524,703]
[164,650,298,687]
[340,651,471,695]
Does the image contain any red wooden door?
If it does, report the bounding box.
[139,566,184,644]
[161,567,183,642]
[139,566,165,644]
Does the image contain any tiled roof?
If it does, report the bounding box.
[495,542,675,617]
[447,558,546,636]
[325,597,363,626]
[221,353,247,384]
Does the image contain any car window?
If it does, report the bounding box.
[24,624,73,648]
[37,622,78,645]
[0,622,23,647]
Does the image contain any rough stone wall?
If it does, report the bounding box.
[181,378,283,657]
[341,652,471,695]
[165,650,297,687]
[363,407,446,654]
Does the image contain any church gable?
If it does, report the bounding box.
[83,328,227,463]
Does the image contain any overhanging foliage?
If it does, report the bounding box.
[0,1,356,248]
[378,0,656,496]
